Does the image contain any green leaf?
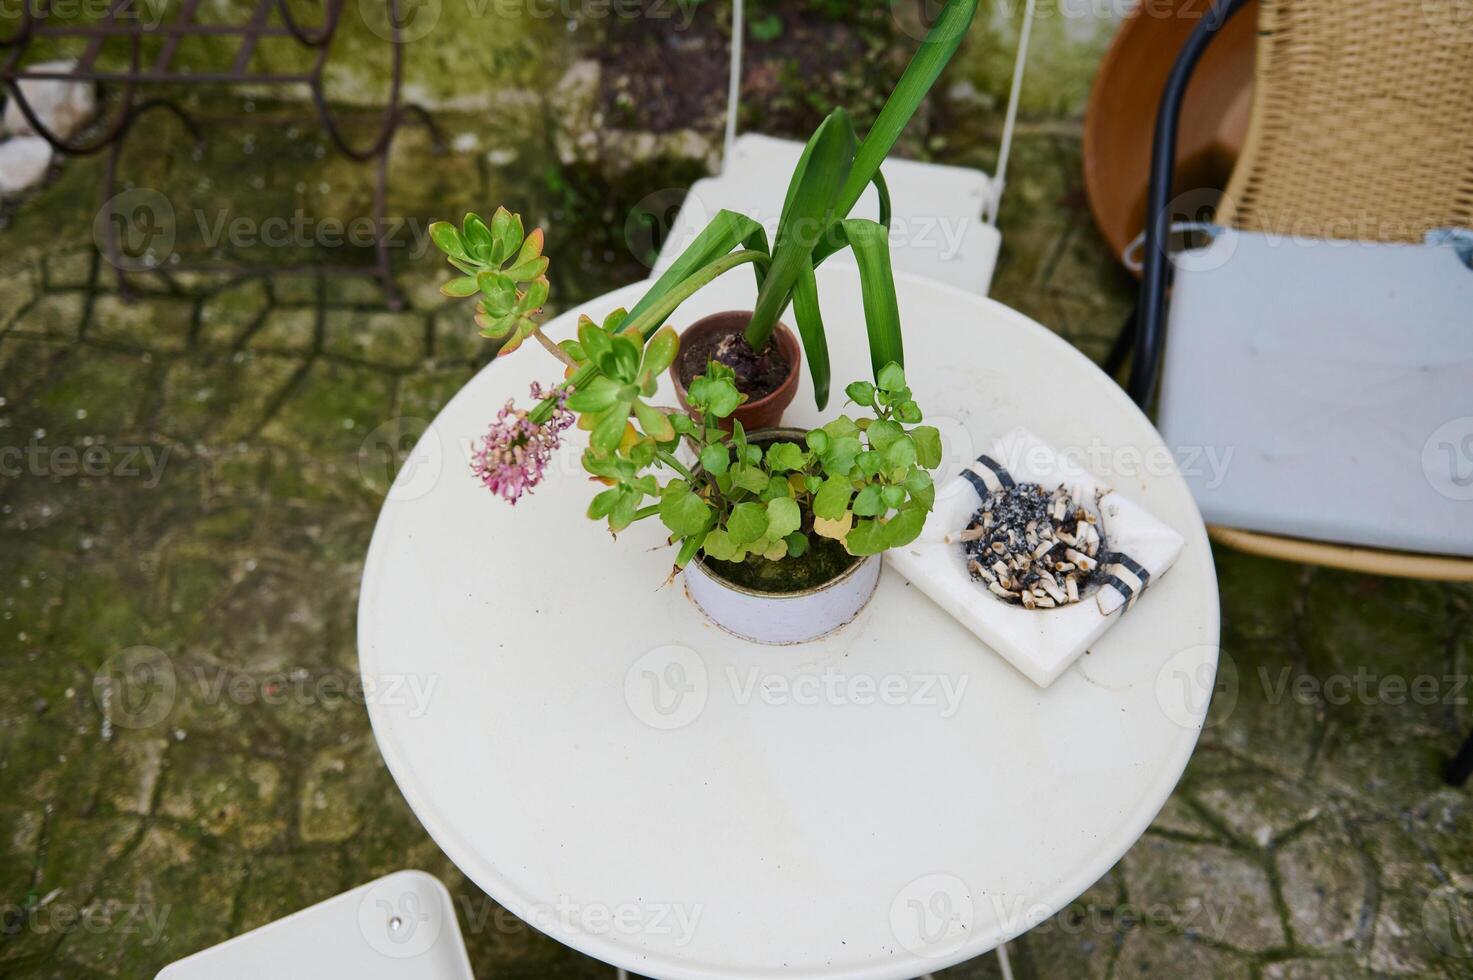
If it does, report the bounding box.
[912,425,943,469]
[856,450,884,478]
[515,278,548,314]
[806,429,830,454]
[790,257,831,409]
[587,487,620,520]
[883,506,929,549]
[609,489,641,531]
[881,485,906,509]
[633,400,674,443]
[852,484,886,517]
[896,399,923,423]
[701,528,740,562]
[785,532,810,558]
[877,362,906,392]
[812,476,852,519]
[625,209,769,329]
[503,256,550,283]
[462,213,493,260]
[727,502,769,546]
[477,270,517,313]
[601,335,641,383]
[675,532,706,568]
[764,442,806,472]
[765,497,801,539]
[591,406,629,454]
[746,110,856,352]
[834,0,980,219]
[688,375,742,418]
[489,207,523,264]
[884,436,917,470]
[640,326,680,378]
[841,218,904,379]
[730,464,769,495]
[566,376,621,413]
[659,487,714,537]
[824,415,859,439]
[429,221,466,260]
[866,419,904,452]
[844,518,889,556]
[440,276,478,297]
[845,380,876,406]
[762,475,793,501]
[516,228,544,264]
[577,315,613,365]
[822,435,862,474]
[699,442,731,477]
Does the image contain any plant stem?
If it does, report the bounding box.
[532,327,576,368]
[657,450,694,481]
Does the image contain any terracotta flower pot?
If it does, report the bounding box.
[669,311,802,432]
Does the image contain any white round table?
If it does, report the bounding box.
[358,266,1220,980]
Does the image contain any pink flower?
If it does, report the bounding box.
[471,383,574,504]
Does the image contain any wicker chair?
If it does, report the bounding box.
[1126,0,1473,783]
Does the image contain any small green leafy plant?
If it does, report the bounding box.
[580,352,941,572]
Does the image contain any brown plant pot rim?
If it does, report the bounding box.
[668,310,802,431]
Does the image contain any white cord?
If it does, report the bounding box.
[988,0,1036,225]
[722,0,744,174]
[996,940,1016,980]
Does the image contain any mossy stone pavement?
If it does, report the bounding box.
[2,4,1472,978]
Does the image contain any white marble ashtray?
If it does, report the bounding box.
[887,428,1185,687]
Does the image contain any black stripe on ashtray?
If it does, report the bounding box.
[975,455,1015,488]
[960,469,989,500]
[1109,551,1151,586]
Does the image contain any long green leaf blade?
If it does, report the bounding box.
[813,168,891,266]
[834,0,978,218]
[790,257,831,410]
[841,218,904,378]
[625,209,768,325]
[745,110,856,350]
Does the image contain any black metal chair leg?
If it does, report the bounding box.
[1447,728,1473,786]
[1103,306,1137,380]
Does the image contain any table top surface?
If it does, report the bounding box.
[357,265,1221,980]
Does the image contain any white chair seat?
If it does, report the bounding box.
[1157,227,1473,557]
[653,134,1002,295]
[157,870,474,980]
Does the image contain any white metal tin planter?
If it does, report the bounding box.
[684,552,882,645]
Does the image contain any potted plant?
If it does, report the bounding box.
[426,0,977,639]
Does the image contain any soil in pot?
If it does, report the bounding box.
[697,429,859,594]
[676,324,791,401]
[704,518,858,594]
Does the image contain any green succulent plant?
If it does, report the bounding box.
[429,207,550,356]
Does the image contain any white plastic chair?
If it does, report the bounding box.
[157,870,474,980]
[653,0,1037,297]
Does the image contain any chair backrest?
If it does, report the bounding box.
[1218,0,1473,241]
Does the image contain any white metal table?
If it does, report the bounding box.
[357,266,1221,980]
